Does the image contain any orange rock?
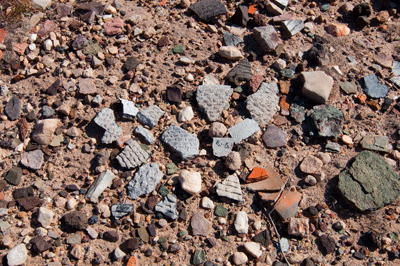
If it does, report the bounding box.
[279,96,290,110]
[127,256,137,266]
[367,99,380,111]
[0,50,2,60]
[354,94,367,104]
[247,167,269,183]
[279,80,290,94]
[13,43,28,56]
[248,4,257,15]
[0,28,6,44]
[274,188,302,220]
[326,23,350,37]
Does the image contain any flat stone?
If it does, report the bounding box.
[61,211,88,232]
[228,119,260,144]
[155,194,179,220]
[137,105,164,128]
[390,76,400,88]
[20,150,44,170]
[225,59,253,85]
[218,46,243,60]
[114,247,125,260]
[326,141,341,153]
[127,163,163,199]
[215,173,242,201]
[78,78,97,95]
[38,207,54,228]
[246,166,286,192]
[120,238,140,253]
[282,20,304,37]
[212,138,234,157]
[375,52,393,68]
[319,235,335,254]
[273,0,289,7]
[360,135,391,152]
[57,3,72,17]
[393,61,400,76]
[288,217,309,238]
[103,17,124,35]
[83,43,102,55]
[117,139,150,169]
[17,196,42,211]
[94,108,122,144]
[178,107,194,122]
[262,125,287,148]
[5,167,22,186]
[122,56,140,71]
[253,26,280,52]
[13,187,34,199]
[179,170,202,195]
[246,82,280,126]
[235,211,248,234]
[120,98,139,120]
[0,220,10,232]
[191,212,212,236]
[37,20,55,38]
[215,204,228,217]
[309,105,344,138]
[223,32,243,47]
[361,74,389,98]
[167,84,182,104]
[244,242,262,258]
[30,237,52,253]
[111,203,134,219]
[193,249,206,265]
[280,238,290,253]
[72,35,88,50]
[300,71,334,104]
[300,155,323,174]
[103,230,119,242]
[340,81,357,94]
[290,104,306,123]
[137,227,149,242]
[196,85,233,122]
[134,125,155,144]
[274,189,302,220]
[161,125,199,160]
[233,252,248,265]
[189,0,228,22]
[86,170,115,202]
[4,96,21,121]
[253,230,271,247]
[7,244,27,266]
[231,5,249,26]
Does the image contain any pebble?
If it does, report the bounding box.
[244,242,262,258]
[232,252,248,265]
[37,207,54,228]
[234,211,248,234]
[300,155,323,174]
[178,106,194,122]
[191,212,212,236]
[4,96,21,120]
[127,163,163,199]
[253,26,280,52]
[20,149,44,170]
[262,125,287,148]
[300,71,334,104]
[31,119,59,145]
[218,46,243,60]
[228,119,260,144]
[86,170,115,202]
[305,175,318,185]
[179,170,202,195]
[114,247,126,260]
[209,122,227,137]
[288,217,309,237]
[216,174,243,201]
[201,197,215,209]
[161,125,200,160]
[225,151,242,171]
[7,244,28,266]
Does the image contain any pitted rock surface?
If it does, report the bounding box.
[136,105,164,128]
[155,194,179,220]
[134,125,155,144]
[127,163,164,199]
[116,139,150,169]
[93,108,122,144]
[196,85,233,122]
[161,125,199,160]
[212,138,235,157]
[111,203,135,220]
[215,173,243,201]
[228,119,260,144]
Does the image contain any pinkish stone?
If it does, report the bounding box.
[103,17,124,36]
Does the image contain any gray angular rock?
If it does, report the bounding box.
[116,139,150,169]
[393,61,400,76]
[111,203,135,219]
[5,167,22,186]
[300,71,334,104]
[86,170,115,202]
[340,81,357,94]
[212,138,234,157]
[72,35,89,50]
[196,85,233,121]
[225,59,253,85]
[20,149,44,170]
[127,163,164,199]
[309,105,344,138]
[4,96,21,121]
[228,119,260,144]
[120,98,139,120]
[360,135,391,153]
[137,105,164,128]
[42,106,55,118]
[246,82,280,126]
[262,125,287,148]
[188,0,228,22]
[282,19,304,36]
[94,108,122,144]
[37,207,54,228]
[155,194,178,220]
[161,125,199,160]
[215,173,243,201]
[134,125,155,144]
[338,151,400,211]
[361,74,389,98]
[273,0,289,8]
[253,26,280,52]
[223,32,243,47]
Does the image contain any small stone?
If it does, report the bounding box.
[300,155,323,174]
[188,0,227,22]
[340,81,357,94]
[212,138,234,157]
[179,170,202,195]
[319,235,335,254]
[167,84,182,104]
[262,125,287,148]
[31,119,59,145]
[161,125,199,160]
[111,203,134,219]
[341,135,353,145]
[326,23,350,36]
[134,125,155,144]
[168,243,181,253]
[309,105,344,138]
[288,217,309,238]
[244,242,262,258]
[7,244,27,266]
[66,198,77,210]
[72,35,88,50]
[249,75,264,93]
[201,197,214,209]
[218,46,243,60]
[116,139,150,169]
[173,45,184,54]
[233,252,248,265]
[103,17,124,36]
[120,98,139,120]
[62,211,88,232]
[4,96,21,121]
[143,27,156,39]
[361,74,389,98]
[234,211,248,234]
[215,204,228,217]
[253,26,280,52]
[43,39,53,51]
[228,119,260,144]
[103,230,119,242]
[225,151,241,171]
[137,105,164,128]
[67,232,82,245]
[223,32,243,47]
[300,71,334,104]
[122,56,140,71]
[20,149,44,170]
[78,78,96,95]
[94,108,122,144]
[155,194,179,220]
[305,175,317,186]
[209,122,227,137]
[70,245,84,259]
[114,247,126,260]
[360,135,390,153]
[282,20,304,37]
[127,163,163,199]
[38,207,54,228]
[5,167,22,186]
[178,106,194,122]
[216,174,242,201]
[86,170,115,202]
[32,0,51,9]
[191,212,212,236]
[192,249,206,265]
[253,230,271,247]
[196,85,233,122]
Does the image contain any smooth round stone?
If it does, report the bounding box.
[232,252,248,265]
[179,57,193,65]
[158,219,168,227]
[178,106,194,122]
[244,242,262,258]
[201,197,215,209]
[305,175,317,186]
[179,170,202,195]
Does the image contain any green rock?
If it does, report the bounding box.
[338,151,400,211]
[192,249,206,265]
[49,135,64,147]
[388,232,398,242]
[325,141,341,153]
[178,230,187,237]
[158,185,169,196]
[173,45,184,54]
[280,69,295,79]
[234,86,243,93]
[166,163,179,175]
[340,81,357,94]
[222,236,230,242]
[5,167,22,186]
[83,43,102,55]
[140,144,150,151]
[310,104,344,138]
[158,236,168,243]
[137,227,149,243]
[215,204,228,217]
[360,135,391,153]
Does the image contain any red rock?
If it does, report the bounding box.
[38,20,56,38]
[104,17,124,36]
[274,189,302,220]
[247,167,269,183]
[249,75,263,93]
[13,43,28,56]
[0,28,7,44]
[326,23,350,37]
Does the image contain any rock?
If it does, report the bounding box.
[167,84,182,103]
[168,243,181,253]
[143,27,156,39]
[300,155,323,174]
[103,230,119,242]
[300,71,334,104]
[215,204,228,217]
[212,137,234,157]
[37,207,54,228]
[66,198,77,210]
[137,105,164,128]
[70,244,84,259]
[86,170,115,202]
[179,170,202,195]
[93,108,122,144]
[192,249,206,265]
[32,119,59,145]
[30,237,52,253]
[57,3,72,17]
[309,105,344,138]
[223,32,243,47]
[282,19,304,37]
[78,78,97,95]
[72,35,88,50]
[288,217,309,238]
[244,242,262,258]
[232,252,248,265]
[274,189,302,220]
[234,211,248,234]
[20,149,44,170]
[231,5,249,26]
[249,75,264,93]
[32,0,51,9]
[209,122,227,137]
[225,151,242,171]
[103,17,124,35]
[360,135,390,152]
[4,96,21,121]
[225,59,253,85]
[253,26,280,52]
[253,230,271,247]
[155,194,179,220]
[122,56,140,71]
[319,235,335,254]
[338,151,400,211]
[116,139,150,169]
[178,106,194,122]
[13,187,34,199]
[305,175,318,185]
[188,0,228,22]
[62,211,88,232]
[201,197,215,209]
[326,23,350,36]
[120,238,140,253]
[127,163,163,199]
[191,212,212,236]
[5,167,22,186]
[246,82,280,126]
[361,74,388,98]
[111,203,134,219]
[263,125,287,148]
[216,173,242,201]
[7,244,27,266]
[114,247,126,260]
[228,119,260,144]
[196,85,233,122]
[120,98,139,120]
[134,125,155,144]
[161,125,199,160]
[340,81,357,94]
[218,46,243,60]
